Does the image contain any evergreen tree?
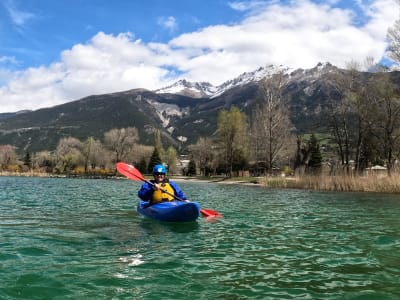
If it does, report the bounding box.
[24,152,32,169]
[187,160,196,176]
[147,147,162,174]
[137,157,147,174]
[307,134,322,174]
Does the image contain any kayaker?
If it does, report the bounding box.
[138,164,188,205]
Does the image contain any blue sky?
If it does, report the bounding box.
[0,0,398,113]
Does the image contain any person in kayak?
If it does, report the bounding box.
[138,164,188,205]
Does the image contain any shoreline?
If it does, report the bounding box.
[172,175,400,194]
[171,176,262,186]
[2,172,400,194]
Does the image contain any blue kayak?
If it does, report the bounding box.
[137,200,201,222]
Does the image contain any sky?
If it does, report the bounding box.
[0,0,398,113]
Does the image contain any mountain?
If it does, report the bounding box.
[0,62,391,156]
[0,89,202,154]
[154,64,284,99]
[154,79,216,98]
[0,110,32,120]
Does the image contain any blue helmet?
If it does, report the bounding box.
[153,164,167,175]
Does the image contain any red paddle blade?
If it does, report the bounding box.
[200,208,223,218]
[116,162,145,182]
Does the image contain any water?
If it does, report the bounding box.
[0,176,399,299]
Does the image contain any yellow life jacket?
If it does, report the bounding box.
[151,182,175,204]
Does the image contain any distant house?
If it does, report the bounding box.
[176,158,190,175]
[366,165,387,177]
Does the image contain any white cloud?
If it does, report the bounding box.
[0,55,19,65]
[0,0,398,113]
[168,0,397,82]
[4,0,35,27]
[158,16,178,32]
[228,0,268,12]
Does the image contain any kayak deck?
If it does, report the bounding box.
[137,200,200,222]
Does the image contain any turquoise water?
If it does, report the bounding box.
[0,176,399,299]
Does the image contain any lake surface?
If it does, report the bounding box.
[0,176,399,299]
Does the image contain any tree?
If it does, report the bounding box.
[188,137,214,176]
[387,15,400,63]
[55,137,83,173]
[147,147,162,174]
[0,145,18,171]
[327,60,377,174]
[82,137,94,173]
[154,129,163,153]
[294,136,310,176]
[137,157,147,174]
[232,148,249,173]
[307,134,322,174]
[327,63,360,174]
[129,144,153,168]
[164,146,178,174]
[217,106,249,177]
[23,152,32,169]
[187,159,196,176]
[82,137,106,173]
[368,72,400,176]
[32,151,55,172]
[252,70,293,175]
[104,127,139,163]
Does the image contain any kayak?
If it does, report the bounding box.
[137,200,201,222]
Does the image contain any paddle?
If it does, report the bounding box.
[116,162,223,218]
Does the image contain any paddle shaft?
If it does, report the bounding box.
[142,178,186,202]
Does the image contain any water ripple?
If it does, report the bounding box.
[0,177,399,299]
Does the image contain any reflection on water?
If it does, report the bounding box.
[139,217,200,234]
[0,177,399,299]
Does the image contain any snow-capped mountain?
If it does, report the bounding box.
[154,79,217,98]
[155,65,286,99]
[154,63,338,100]
[210,64,287,98]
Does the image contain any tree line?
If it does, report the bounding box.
[0,127,177,176]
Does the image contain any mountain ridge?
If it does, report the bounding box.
[0,62,392,155]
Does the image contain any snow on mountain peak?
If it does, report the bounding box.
[153,63,336,100]
[210,65,288,98]
[154,79,217,98]
[154,65,283,99]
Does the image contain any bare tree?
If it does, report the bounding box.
[83,137,94,173]
[32,151,55,172]
[326,60,375,174]
[369,72,400,175]
[104,127,139,163]
[55,137,83,173]
[252,71,293,175]
[327,55,400,176]
[387,17,400,63]
[0,145,18,171]
[188,137,214,176]
[82,137,107,172]
[129,144,153,166]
